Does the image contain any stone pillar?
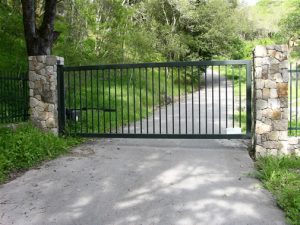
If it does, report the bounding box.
[28,56,64,134]
[253,45,289,157]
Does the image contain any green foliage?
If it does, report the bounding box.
[255,156,300,225]
[180,0,244,60]
[1,0,259,68]
[279,0,300,59]
[2,0,298,68]
[251,0,294,36]
[0,123,81,182]
[0,3,27,70]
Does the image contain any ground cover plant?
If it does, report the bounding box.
[255,155,300,225]
[0,123,81,183]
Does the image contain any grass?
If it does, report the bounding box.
[64,67,198,134]
[218,65,247,96]
[255,155,300,225]
[234,111,247,132]
[219,65,248,132]
[289,120,300,136]
[0,123,82,183]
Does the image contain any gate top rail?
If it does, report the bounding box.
[62,60,252,71]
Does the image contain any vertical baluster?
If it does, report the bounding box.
[225,65,228,128]
[91,70,94,133]
[115,68,118,133]
[158,67,161,134]
[72,70,76,134]
[96,69,100,133]
[296,63,299,135]
[232,65,235,128]
[152,67,155,134]
[212,66,214,134]
[239,65,242,129]
[103,69,106,133]
[79,69,83,134]
[84,70,88,133]
[205,66,208,134]
[172,67,174,134]
[67,71,71,132]
[185,66,187,134]
[108,69,112,133]
[178,67,181,134]
[290,63,292,134]
[127,68,130,133]
[219,65,221,134]
[133,68,136,134]
[165,67,168,134]
[198,66,201,134]
[120,69,123,134]
[139,67,142,133]
[191,66,194,134]
[146,67,148,134]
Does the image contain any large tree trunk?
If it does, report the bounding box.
[21,0,59,56]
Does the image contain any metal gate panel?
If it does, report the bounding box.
[58,60,251,139]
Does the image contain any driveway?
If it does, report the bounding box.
[0,139,286,225]
[0,70,286,225]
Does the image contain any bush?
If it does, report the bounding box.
[255,156,300,225]
[0,123,81,182]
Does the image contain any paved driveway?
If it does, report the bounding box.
[0,139,286,225]
[0,70,286,225]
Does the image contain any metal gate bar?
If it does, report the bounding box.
[289,63,299,136]
[58,60,252,138]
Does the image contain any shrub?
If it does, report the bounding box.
[0,123,81,182]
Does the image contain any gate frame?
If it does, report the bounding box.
[57,60,252,139]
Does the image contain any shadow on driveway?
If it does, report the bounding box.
[0,138,286,225]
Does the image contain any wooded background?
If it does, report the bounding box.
[0,0,299,70]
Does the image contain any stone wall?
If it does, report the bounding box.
[253,45,300,157]
[28,55,64,134]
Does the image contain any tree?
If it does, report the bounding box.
[279,1,300,58]
[280,1,300,45]
[21,0,59,56]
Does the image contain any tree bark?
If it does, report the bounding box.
[21,0,59,56]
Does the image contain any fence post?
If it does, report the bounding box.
[252,45,289,157]
[57,61,65,135]
[28,56,64,135]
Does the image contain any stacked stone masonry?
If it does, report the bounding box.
[28,56,64,134]
[253,45,300,156]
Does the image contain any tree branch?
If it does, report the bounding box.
[39,0,57,37]
[21,0,37,55]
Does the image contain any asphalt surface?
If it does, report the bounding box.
[0,71,286,225]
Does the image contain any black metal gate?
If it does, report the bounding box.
[58,60,251,139]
